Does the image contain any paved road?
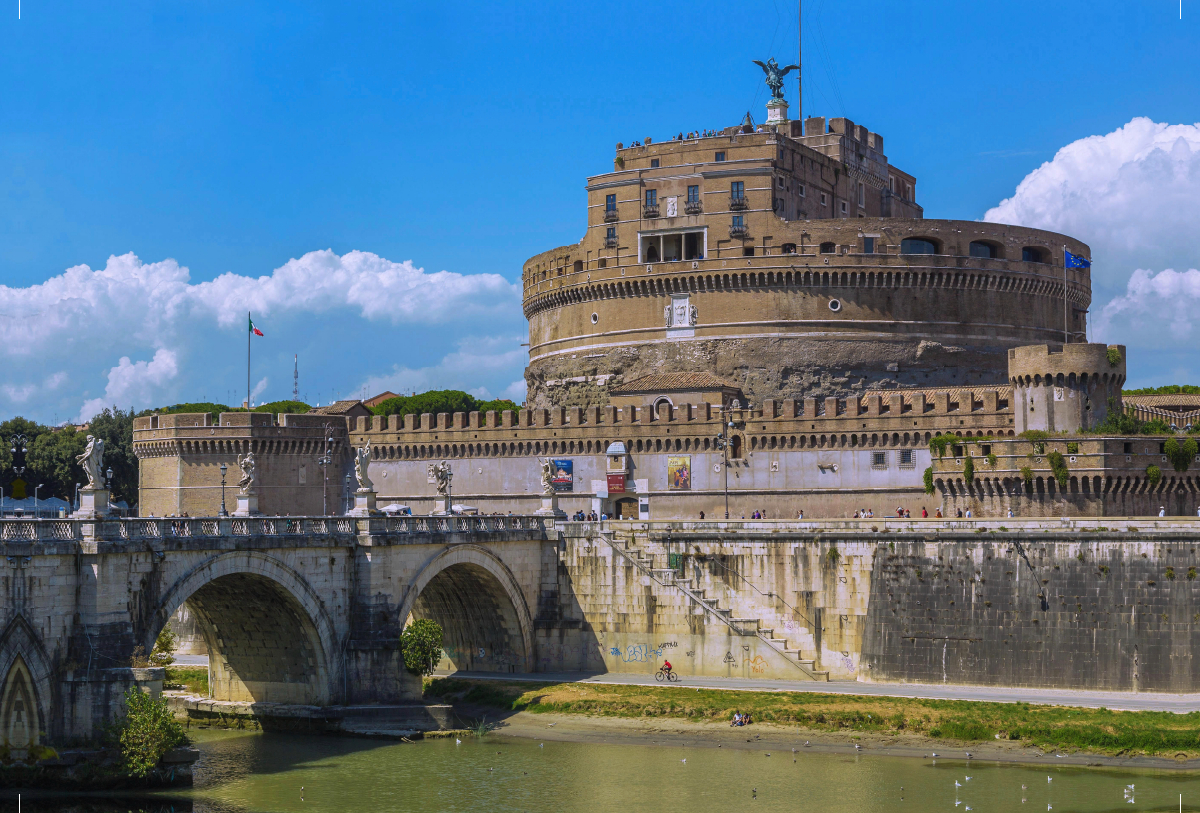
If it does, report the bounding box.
[173,654,209,666]
[440,670,1200,714]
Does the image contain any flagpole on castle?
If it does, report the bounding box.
[247,311,252,410]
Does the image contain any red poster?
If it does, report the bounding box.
[606,473,626,494]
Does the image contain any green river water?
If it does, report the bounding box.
[9,728,1200,812]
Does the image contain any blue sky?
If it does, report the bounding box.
[1,0,1198,422]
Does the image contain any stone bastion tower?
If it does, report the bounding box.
[521,108,1091,409]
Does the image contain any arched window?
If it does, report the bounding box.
[730,435,743,459]
[573,259,583,273]
[901,238,939,255]
[969,241,1000,259]
[1022,246,1049,263]
[819,242,836,254]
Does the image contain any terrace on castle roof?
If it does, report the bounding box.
[311,399,371,419]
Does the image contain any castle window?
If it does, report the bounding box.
[732,215,744,228]
[781,243,797,254]
[573,260,583,273]
[645,190,657,207]
[1022,246,1049,263]
[798,184,805,197]
[820,193,828,206]
[862,237,875,254]
[650,158,660,168]
[819,242,836,254]
[901,238,939,255]
[598,258,607,268]
[899,449,915,468]
[969,241,1000,259]
[731,181,744,200]
[858,182,865,206]
[605,194,616,212]
[840,201,848,214]
[687,185,699,203]
[872,451,888,470]
[715,151,726,162]
[730,435,743,458]
[743,246,754,257]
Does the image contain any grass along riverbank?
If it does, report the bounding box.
[426,678,1200,758]
[165,667,208,695]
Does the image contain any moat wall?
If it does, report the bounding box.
[557,521,1200,691]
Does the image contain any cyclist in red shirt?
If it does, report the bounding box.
[662,659,672,677]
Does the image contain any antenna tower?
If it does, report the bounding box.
[293,354,299,401]
[797,0,802,122]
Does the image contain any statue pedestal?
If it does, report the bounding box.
[348,489,376,517]
[72,488,110,519]
[535,492,566,518]
[766,98,788,124]
[232,493,259,517]
[431,497,451,516]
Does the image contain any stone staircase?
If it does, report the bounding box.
[611,536,829,681]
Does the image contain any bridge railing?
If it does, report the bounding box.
[0,514,549,542]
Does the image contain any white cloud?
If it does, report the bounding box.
[359,336,527,402]
[0,250,523,423]
[985,118,1200,384]
[77,348,180,423]
[250,377,268,406]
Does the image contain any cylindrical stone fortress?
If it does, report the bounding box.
[1009,343,1126,434]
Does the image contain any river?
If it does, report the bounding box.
[8,728,1200,812]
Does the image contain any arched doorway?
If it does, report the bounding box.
[151,553,337,705]
[399,545,533,674]
[615,497,638,519]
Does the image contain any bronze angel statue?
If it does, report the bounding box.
[753,57,799,101]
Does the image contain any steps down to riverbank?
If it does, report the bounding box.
[606,534,829,681]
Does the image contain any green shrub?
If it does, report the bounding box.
[1166,567,1176,581]
[1047,451,1069,488]
[1066,442,1079,454]
[401,619,445,677]
[963,457,975,486]
[1146,465,1162,488]
[1019,430,1052,443]
[1123,384,1200,395]
[1142,419,1173,435]
[109,688,188,778]
[1165,437,1198,472]
[1106,347,1122,367]
[986,452,998,467]
[923,467,935,495]
[826,546,841,567]
[1019,466,1034,489]
[148,627,177,668]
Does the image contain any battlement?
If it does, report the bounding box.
[1007,344,1126,434]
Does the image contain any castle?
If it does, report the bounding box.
[134,88,1199,519]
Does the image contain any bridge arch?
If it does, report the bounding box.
[149,551,339,705]
[398,544,534,673]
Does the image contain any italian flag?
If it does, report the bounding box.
[249,315,264,336]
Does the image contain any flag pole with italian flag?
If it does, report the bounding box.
[248,313,264,409]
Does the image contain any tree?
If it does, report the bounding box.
[109,688,188,778]
[149,627,177,667]
[371,390,519,420]
[400,619,444,677]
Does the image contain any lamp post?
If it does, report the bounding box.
[317,423,334,515]
[715,432,730,519]
[219,462,228,517]
[34,484,43,518]
[105,468,113,513]
[344,474,351,515]
[74,482,81,512]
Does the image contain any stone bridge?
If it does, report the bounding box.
[0,514,553,746]
[7,513,1200,752]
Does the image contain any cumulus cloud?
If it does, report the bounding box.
[984,118,1200,385]
[1,250,523,423]
[358,336,528,403]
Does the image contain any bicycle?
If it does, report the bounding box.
[655,667,679,682]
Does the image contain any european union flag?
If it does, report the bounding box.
[1065,250,1091,269]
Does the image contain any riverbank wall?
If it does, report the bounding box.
[549,519,1200,691]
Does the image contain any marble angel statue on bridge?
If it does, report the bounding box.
[354,443,374,492]
[75,435,106,489]
[237,452,257,495]
[427,460,452,496]
[539,458,557,496]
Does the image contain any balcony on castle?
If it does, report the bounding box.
[642,203,659,219]
[729,195,748,211]
[684,199,703,215]
[604,207,619,222]
[604,236,618,248]
[729,224,749,239]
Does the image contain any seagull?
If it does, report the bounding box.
[539,743,544,748]
[804,741,811,747]
[548,723,556,727]
[965,807,972,811]
[932,753,939,758]
[1047,776,1053,783]
[955,781,962,788]
[1048,805,1052,811]
[456,738,461,745]
[1022,785,1027,790]
[1126,784,1135,790]
[765,753,771,757]
[965,752,973,759]
[965,776,972,781]
[681,758,687,764]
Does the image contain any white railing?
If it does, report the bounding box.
[0,514,548,543]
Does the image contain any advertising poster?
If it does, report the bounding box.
[667,456,691,490]
[606,472,626,493]
[551,459,574,492]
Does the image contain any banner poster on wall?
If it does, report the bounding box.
[606,472,626,493]
[667,456,691,490]
[551,459,574,491]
